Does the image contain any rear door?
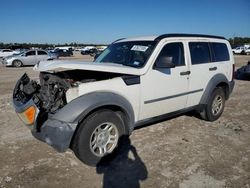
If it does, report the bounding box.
[186,41,231,107]
[37,50,49,62]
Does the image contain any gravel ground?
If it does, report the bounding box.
[0,55,249,188]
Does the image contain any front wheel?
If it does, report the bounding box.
[71,110,125,166]
[200,87,226,121]
[13,60,23,67]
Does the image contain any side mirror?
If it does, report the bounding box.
[154,56,175,69]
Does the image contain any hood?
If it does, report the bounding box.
[33,60,142,75]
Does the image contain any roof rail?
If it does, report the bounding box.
[112,38,126,44]
[155,33,225,41]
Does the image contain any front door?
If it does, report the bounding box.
[140,42,190,120]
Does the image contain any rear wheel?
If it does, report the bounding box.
[13,60,23,67]
[200,87,225,121]
[71,109,125,166]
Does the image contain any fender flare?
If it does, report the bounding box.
[199,74,230,105]
[52,92,135,134]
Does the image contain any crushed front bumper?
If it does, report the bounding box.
[31,118,76,152]
[13,73,77,152]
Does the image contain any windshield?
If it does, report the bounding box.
[95,41,157,68]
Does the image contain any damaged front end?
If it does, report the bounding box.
[13,72,69,128]
[13,69,126,152]
[13,72,75,152]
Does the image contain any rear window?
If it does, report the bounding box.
[189,42,211,64]
[211,42,229,62]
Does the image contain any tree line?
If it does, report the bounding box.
[228,37,250,48]
[0,42,107,50]
[1,37,250,49]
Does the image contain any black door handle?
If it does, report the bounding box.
[180,71,191,76]
[209,67,217,71]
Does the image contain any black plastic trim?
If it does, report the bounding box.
[122,76,140,85]
[199,74,230,104]
[155,33,225,42]
[112,38,126,44]
[144,89,203,104]
[52,92,135,133]
[135,105,199,128]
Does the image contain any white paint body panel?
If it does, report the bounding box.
[73,77,141,122]
[40,35,234,124]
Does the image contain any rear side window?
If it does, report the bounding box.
[38,50,47,55]
[211,42,229,62]
[26,51,36,56]
[189,42,211,64]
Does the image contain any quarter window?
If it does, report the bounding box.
[211,42,229,62]
[156,42,185,66]
[189,42,211,64]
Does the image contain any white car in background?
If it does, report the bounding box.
[245,47,250,55]
[3,49,57,67]
[97,46,107,52]
[232,46,245,54]
[0,49,19,58]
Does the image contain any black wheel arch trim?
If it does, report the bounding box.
[199,74,233,105]
[52,92,135,134]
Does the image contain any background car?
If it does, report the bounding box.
[0,49,19,58]
[50,48,73,57]
[2,49,57,67]
[245,47,250,55]
[235,61,250,80]
[81,47,98,56]
[232,46,245,54]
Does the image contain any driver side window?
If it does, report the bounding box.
[155,42,185,67]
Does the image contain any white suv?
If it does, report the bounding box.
[13,34,235,166]
[232,46,245,54]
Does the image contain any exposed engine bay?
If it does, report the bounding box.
[13,70,123,114]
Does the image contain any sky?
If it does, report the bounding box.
[0,0,250,44]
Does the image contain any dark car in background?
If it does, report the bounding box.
[80,47,98,56]
[51,49,73,57]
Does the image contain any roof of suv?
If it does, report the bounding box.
[116,33,225,43]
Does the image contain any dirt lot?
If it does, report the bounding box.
[0,55,250,188]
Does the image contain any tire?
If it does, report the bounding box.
[13,60,23,67]
[71,109,125,166]
[200,87,226,121]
